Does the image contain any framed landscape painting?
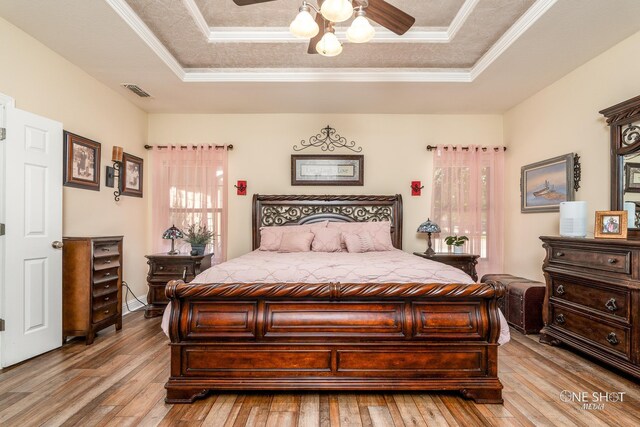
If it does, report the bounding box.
[521,153,577,213]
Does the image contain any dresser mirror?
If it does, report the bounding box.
[600,95,640,238]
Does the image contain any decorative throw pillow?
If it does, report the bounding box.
[259,221,328,251]
[328,221,394,251]
[343,232,376,253]
[311,227,343,252]
[278,231,314,253]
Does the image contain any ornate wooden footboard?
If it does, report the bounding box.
[164,280,505,404]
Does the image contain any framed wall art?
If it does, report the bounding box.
[520,153,580,213]
[120,152,143,197]
[624,162,640,193]
[291,154,364,186]
[63,131,101,191]
[594,210,628,239]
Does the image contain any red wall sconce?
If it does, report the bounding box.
[234,180,247,196]
[411,181,424,196]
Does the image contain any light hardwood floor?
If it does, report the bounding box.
[1,312,639,426]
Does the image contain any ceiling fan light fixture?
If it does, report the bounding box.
[320,0,353,23]
[346,9,375,43]
[316,30,343,57]
[290,4,319,38]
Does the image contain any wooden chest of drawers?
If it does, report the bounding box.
[62,236,123,344]
[540,236,640,378]
[144,253,212,318]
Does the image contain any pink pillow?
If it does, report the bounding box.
[343,232,376,253]
[259,221,328,251]
[278,232,314,253]
[327,221,394,251]
[312,228,342,252]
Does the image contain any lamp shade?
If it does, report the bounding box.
[316,31,343,57]
[162,225,184,240]
[417,218,441,234]
[290,8,319,39]
[346,14,375,43]
[320,0,353,23]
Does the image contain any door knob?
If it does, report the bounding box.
[52,241,63,249]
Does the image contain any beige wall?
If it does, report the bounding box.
[148,114,503,259]
[503,30,640,281]
[0,17,149,298]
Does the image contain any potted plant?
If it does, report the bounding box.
[184,223,214,256]
[444,235,469,254]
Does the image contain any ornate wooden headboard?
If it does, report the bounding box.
[252,194,403,250]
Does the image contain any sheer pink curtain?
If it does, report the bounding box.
[431,145,504,278]
[151,146,228,264]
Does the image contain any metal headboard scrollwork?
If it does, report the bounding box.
[252,194,403,250]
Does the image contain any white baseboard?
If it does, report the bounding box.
[122,294,148,316]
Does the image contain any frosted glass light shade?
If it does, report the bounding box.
[346,15,375,43]
[290,10,319,39]
[321,0,353,23]
[316,31,343,57]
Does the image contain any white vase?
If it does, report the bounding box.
[453,245,464,254]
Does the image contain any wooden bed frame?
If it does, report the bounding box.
[165,194,504,404]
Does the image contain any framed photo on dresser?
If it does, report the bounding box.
[594,210,627,239]
[120,152,143,197]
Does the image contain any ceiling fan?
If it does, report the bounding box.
[233,0,416,57]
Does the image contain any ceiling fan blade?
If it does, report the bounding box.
[307,13,326,54]
[364,0,416,35]
[233,0,278,6]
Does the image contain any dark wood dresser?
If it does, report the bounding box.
[540,236,640,378]
[144,253,212,318]
[62,236,123,344]
[413,252,480,281]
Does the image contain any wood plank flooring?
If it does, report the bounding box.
[1,312,639,426]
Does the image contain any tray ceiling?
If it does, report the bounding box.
[119,0,536,78]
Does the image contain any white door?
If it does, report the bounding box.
[1,106,63,367]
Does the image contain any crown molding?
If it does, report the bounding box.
[107,0,554,83]
[105,0,185,80]
[470,0,558,80]
[185,0,478,43]
[182,68,472,83]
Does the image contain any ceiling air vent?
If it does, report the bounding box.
[121,84,151,98]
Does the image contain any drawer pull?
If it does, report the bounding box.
[159,266,164,270]
[556,284,565,295]
[606,332,619,345]
[105,284,110,289]
[105,272,111,277]
[607,258,618,264]
[555,251,565,257]
[104,309,110,315]
[105,259,111,264]
[555,314,566,324]
[104,297,110,301]
[605,298,618,312]
[102,247,110,252]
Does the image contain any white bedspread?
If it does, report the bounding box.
[162,249,510,344]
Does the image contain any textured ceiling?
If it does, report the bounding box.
[195,0,466,28]
[124,0,535,69]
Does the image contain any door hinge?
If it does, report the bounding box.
[0,127,5,141]
[0,319,4,332]
[0,223,4,236]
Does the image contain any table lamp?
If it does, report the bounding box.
[417,218,441,257]
[162,224,183,255]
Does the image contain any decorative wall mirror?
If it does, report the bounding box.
[600,94,640,239]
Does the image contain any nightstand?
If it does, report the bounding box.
[144,253,212,318]
[413,252,480,282]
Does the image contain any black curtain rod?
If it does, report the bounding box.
[144,144,233,150]
[426,145,506,152]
